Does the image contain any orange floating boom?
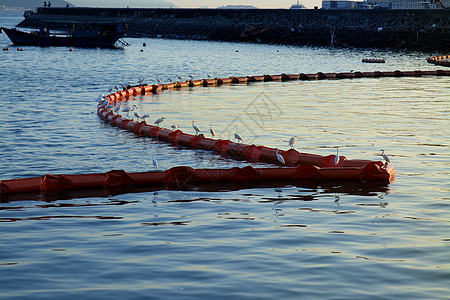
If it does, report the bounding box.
[99,105,388,169]
[1,164,394,195]
[94,70,448,187]
[16,70,450,195]
[427,55,450,67]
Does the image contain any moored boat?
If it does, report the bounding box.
[1,22,127,48]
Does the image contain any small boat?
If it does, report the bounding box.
[1,22,127,48]
[290,0,306,9]
[362,58,385,63]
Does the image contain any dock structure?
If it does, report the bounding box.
[17,7,450,50]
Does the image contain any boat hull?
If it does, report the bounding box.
[1,27,123,48]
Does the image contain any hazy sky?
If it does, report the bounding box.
[69,0,322,9]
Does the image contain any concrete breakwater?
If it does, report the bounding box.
[17,7,450,50]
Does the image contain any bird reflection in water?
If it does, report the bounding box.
[274,188,283,199]
[334,193,340,205]
[272,188,284,224]
[152,191,158,207]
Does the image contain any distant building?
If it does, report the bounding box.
[322,0,361,8]
[363,0,448,8]
[322,0,448,8]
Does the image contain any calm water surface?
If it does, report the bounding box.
[1,10,449,299]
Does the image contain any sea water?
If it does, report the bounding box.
[1,10,449,299]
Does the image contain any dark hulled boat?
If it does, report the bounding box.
[1,22,126,48]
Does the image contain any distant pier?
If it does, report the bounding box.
[17,7,450,50]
